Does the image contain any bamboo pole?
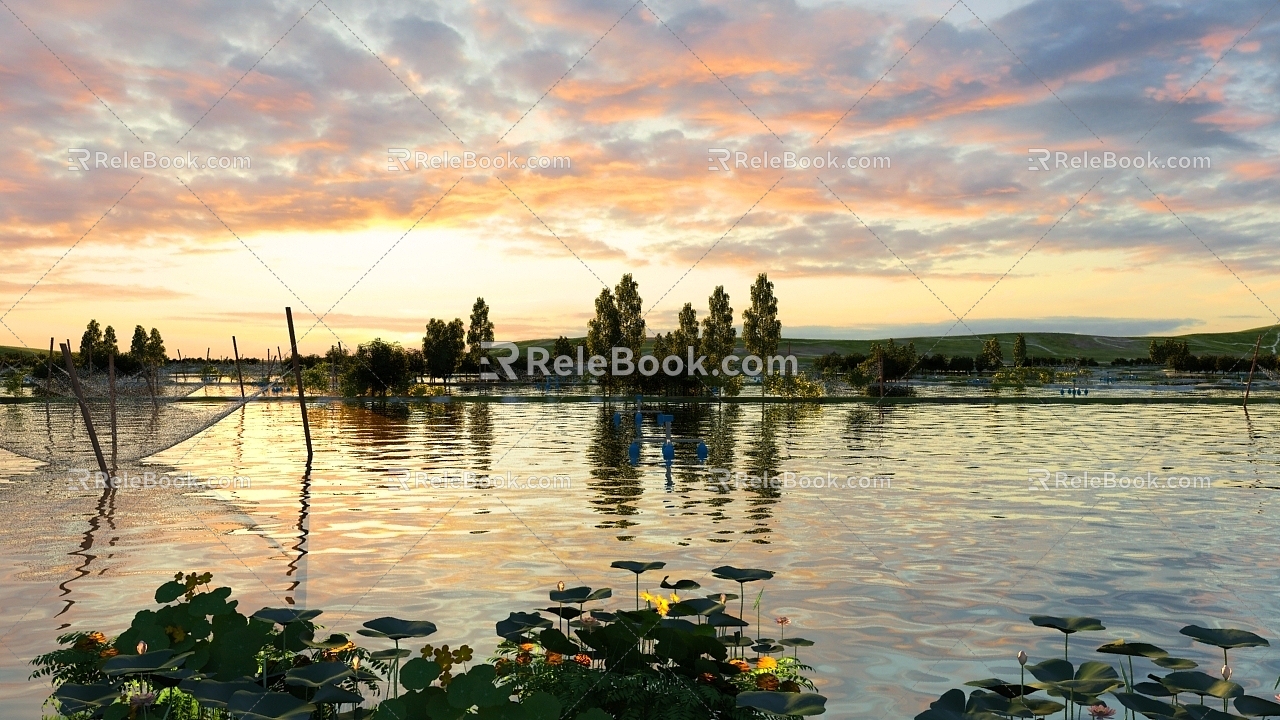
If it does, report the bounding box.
[61,343,110,477]
[109,352,117,473]
[285,308,313,460]
[232,336,245,398]
[46,337,54,400]
[1243,334,1262,409]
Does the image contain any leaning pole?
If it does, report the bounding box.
[285,308,313,462]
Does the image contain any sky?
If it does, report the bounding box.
[1,0,1278,358]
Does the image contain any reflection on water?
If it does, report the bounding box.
[0,398,1277,717]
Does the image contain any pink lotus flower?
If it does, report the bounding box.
[1088,705,1116,719]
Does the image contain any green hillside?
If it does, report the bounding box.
[516,324,1280,363]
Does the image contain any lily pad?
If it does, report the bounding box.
[370,648,412,661]
[284,661,353,688]
[1180,626,1269,651]
[963,679,1035,698]
[736,691,827,716]
[543,607,583,620]
[711,566,775,584]
[708,613,748,628]
[1134,681,1177,697]
[1029,616,1105,634]
[780,638,816,647]
[312,684,363,705]
[1112,692,1177,720]
[53,683,120,715]
[1097,640,1168,658]
[251,607,322,626]
[1159,671,1243,699]
[1235,695,1280,718]
[178,679,262,709]
[667,598,725,617]
[358,617,438,640]
[661,577,701,590]
[1153,657,1198,670]
[103,649,189,676]
[497,611,552,640]
[1181,707,1248,720]
[610,561,665,574]
[228,690,316,720]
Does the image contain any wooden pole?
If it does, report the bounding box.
[46,337,54,399]
[1244,334,1262,409]
[285,308,313,460]
[232,336,245,398]
[61,342,110,477]
[109,353,117,473]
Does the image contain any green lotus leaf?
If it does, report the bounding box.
[1235,695,1280,718]
[372,696,407,720]
[1029,616,1105,634]
[312,684,363,705]
[1112,692,1177,719]
[585,588,612,602]
[369,648,412,661]
[660,576,701,590]
[399,658,441,691]
[711,566,775,583]
[155,581,187,604]
[1097,640,1168,658]
[667,598,725,617]
[719,634,754,648]
[1154,657,1198,670]
[447,665,507,709]
[1160,671,1243,699]
[300,631,350,650]
[736,691,827,716]
[913,689,1004,720]
[550,586,593,603]
[708,593,739,602]
[575,710,613,720]
[538,628,581,655]
[1180,706,1248,720]
[781,637,816,647]
[752,643,785,653]
[610,561,665,574]
[251,607,323,626]
[589,611,616,623]
[178,679,262,709]
[359,617,438,640]
[497,612,552,640]
[659,618,700,633]
[967,690,1013,715]
[1027,659,1074,684]
[103,649,190,676]
[963,679,1034,698]
[54,683,120,715]
[227,690,316,720]
[284,661,353,688]
[1134,681,1177,697]
[543,606,583,620]
[1009,696,1065,717]
[708,612,748,628]
[1180,626,1269,651]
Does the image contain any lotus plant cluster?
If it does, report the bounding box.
[31,567,831,719]
[916,615,1277,720]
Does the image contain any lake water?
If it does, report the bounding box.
[2,396,1279,717]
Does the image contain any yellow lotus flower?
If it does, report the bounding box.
[755,656,778,670]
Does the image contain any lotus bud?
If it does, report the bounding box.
[1017,650,1028,666]
[352,657,360,671]
[136,640,147,655]
[1222,665,1232,681]
[557,581,565,592]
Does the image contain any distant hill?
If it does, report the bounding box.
[514,324,1280,363]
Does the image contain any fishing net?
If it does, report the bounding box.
[0,358,286,470]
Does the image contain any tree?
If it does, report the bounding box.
[670,303,699,356]
[1012,333,1027,368]
[979,337,1003,371]
[614,274,646,358]
[552,336,575,362]
[79,320,103,369]
[586,289,621,359]
[146,328,167,365]
[466,297,495,371]
[742,273,781,359]
[342,338,411,396]
[130,325,148,361]
[423,318,466,383]
[700,286,736,367]
[100,326,119,362]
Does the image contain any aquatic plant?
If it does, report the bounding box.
[915,616,1274,720]
[32,566,829,719]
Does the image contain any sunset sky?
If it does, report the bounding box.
[2,0,1278,358]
